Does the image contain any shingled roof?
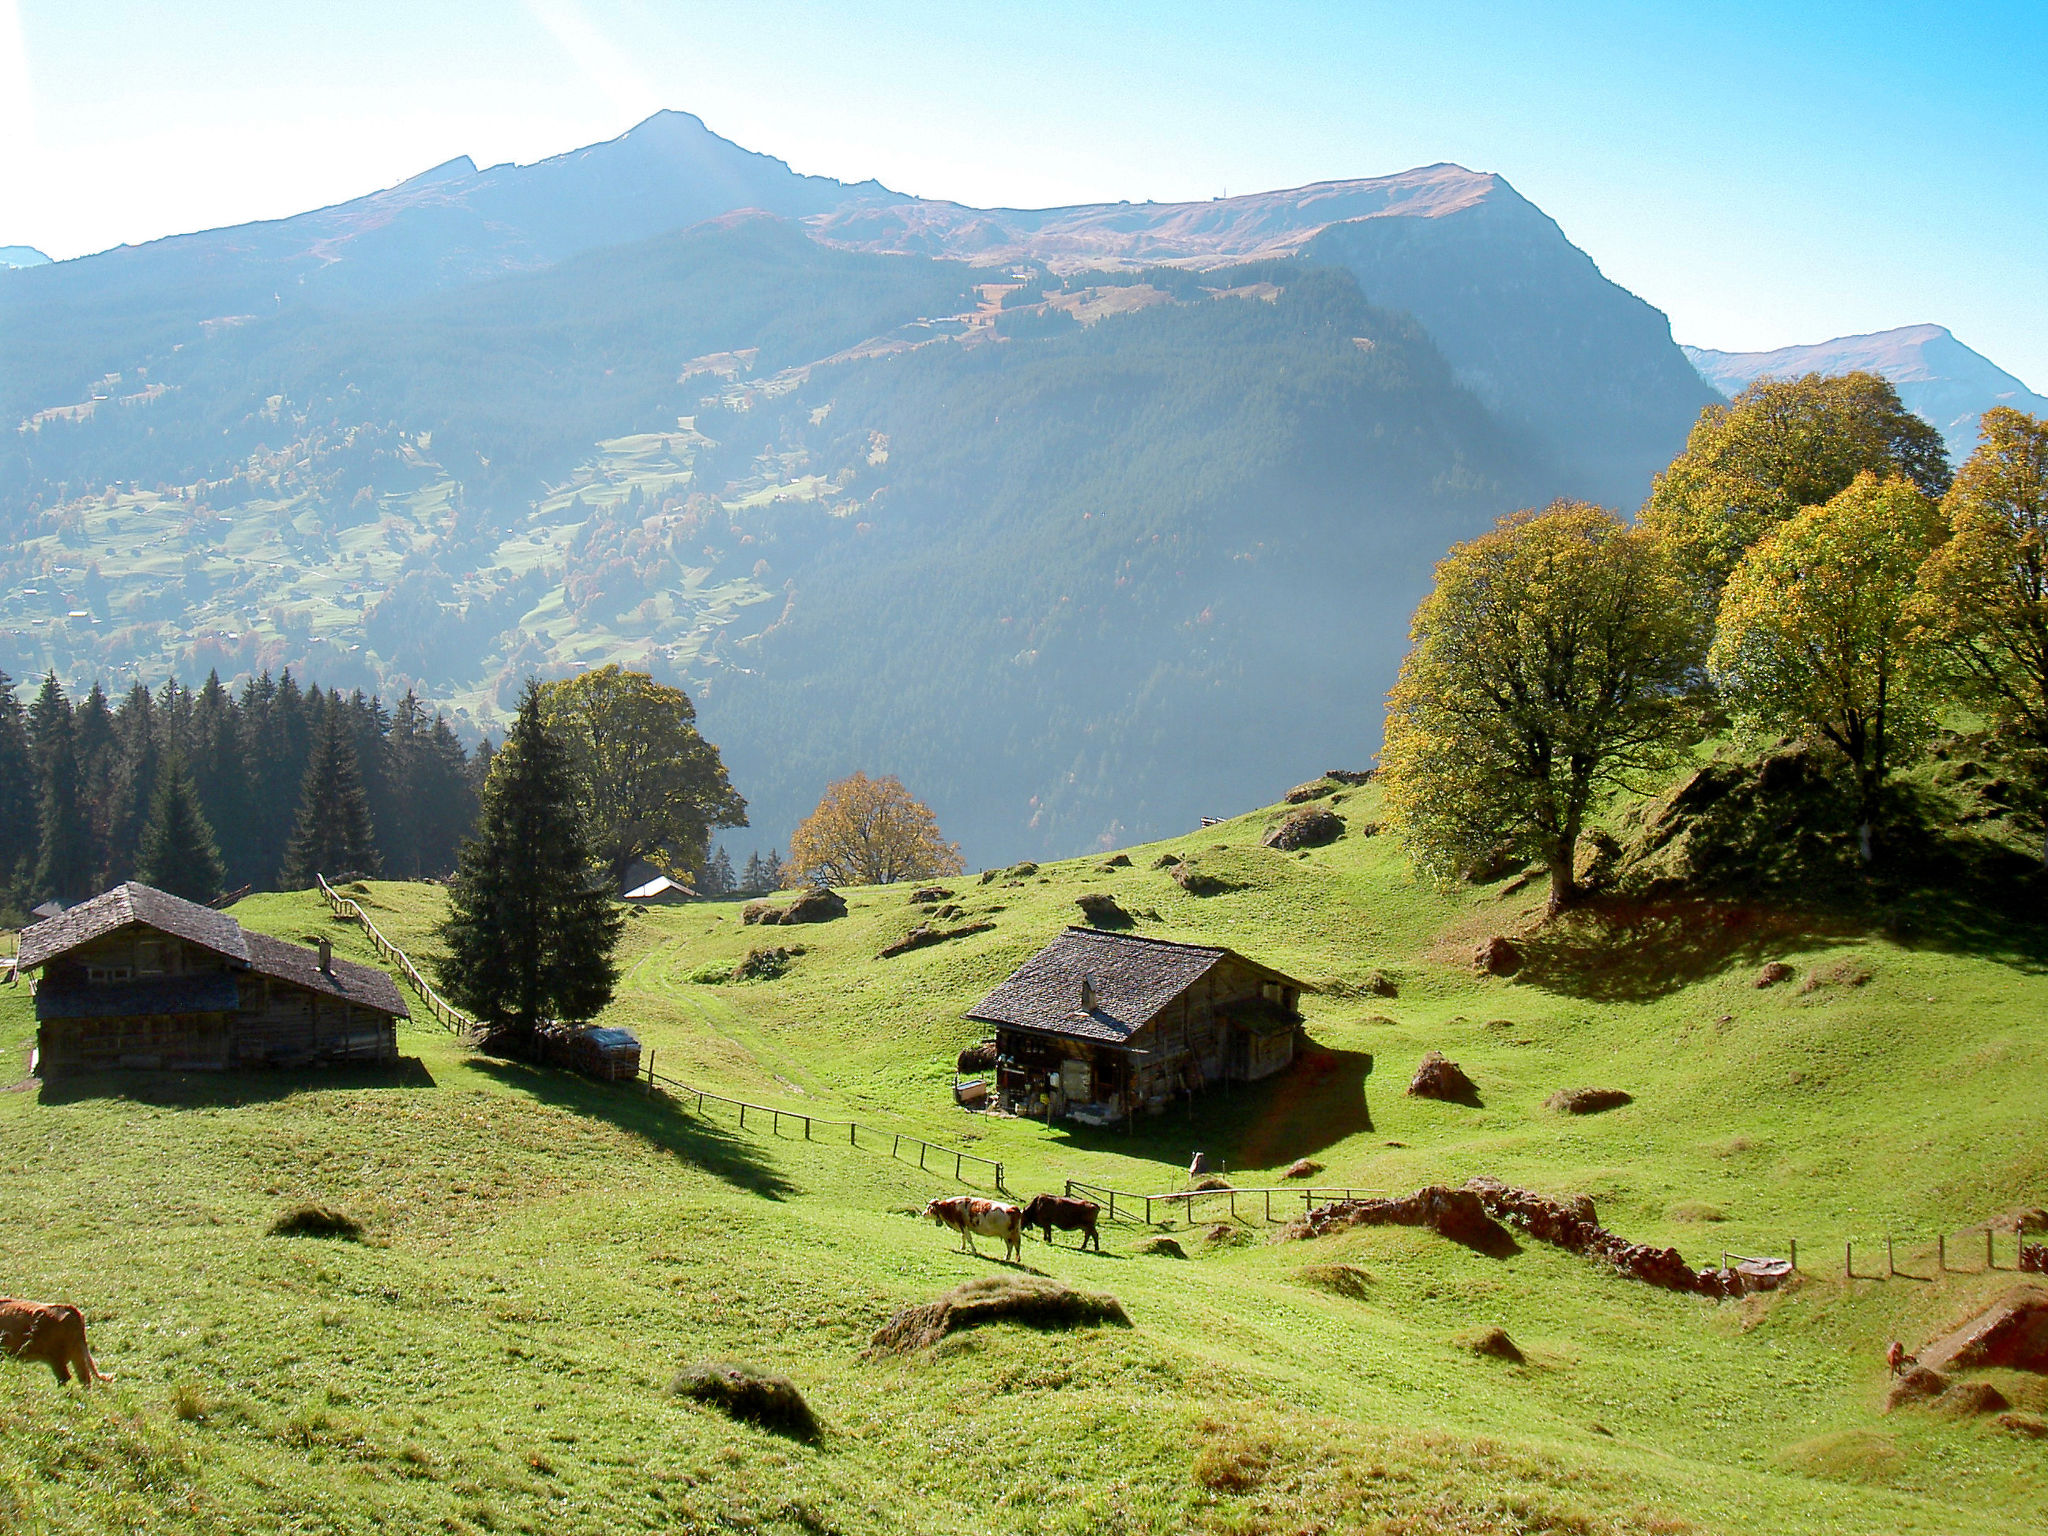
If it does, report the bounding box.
[967,927,1300,1046]
[17,883,250,971]
[244,931,409,1019]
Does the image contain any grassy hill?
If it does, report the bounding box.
[3,779,2045,1533]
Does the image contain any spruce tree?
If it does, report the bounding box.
[437,680,623,1052]
[741,850,765,893]
[762,849,785,890]
[189,672,252,887]
[704,847,735,895]
[33,707,96,907]
[0,673,36,896]
[108,683,163,884]
[280,710,381,886]
[137,761,225,903]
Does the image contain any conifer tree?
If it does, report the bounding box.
[703,847,736,896]
[32,689,96,907]
[137,761,225,903]
[108,683,163,883]
[763,849,785,890]
[437,680,623,1052]
[741,850,765,893]
[189,671,252,886]
[0,673,37,896]
[280,710,381,886]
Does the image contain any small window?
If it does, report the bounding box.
[87,964,133,984]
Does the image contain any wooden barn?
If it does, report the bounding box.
[16,883,409,1075]
[967,927,1305,1125]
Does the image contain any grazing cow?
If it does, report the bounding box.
[0,1300,110,1387]
[1022,1194,1102,1252]
[923,1196,1024,1262]
[1886,1340,1915,1377]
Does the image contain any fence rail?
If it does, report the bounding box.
[315,874,474,1035]
[1064,1178,1393,1228]
[643,1052,1006,1192]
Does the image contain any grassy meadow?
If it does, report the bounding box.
[4,779,2047,1533]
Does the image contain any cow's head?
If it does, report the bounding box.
[1020,1195,1047,1222]
[922,1198,954,1225]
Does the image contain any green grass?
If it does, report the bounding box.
[3,784,2046,1532]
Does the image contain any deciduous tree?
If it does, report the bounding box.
[787,773,963,888]
[1380,502,1705,912]
[438,680,623,1050]
[1642,372,1950,613]
[539,665,747,893]
[1911,407,2048,864]
[1710,473,1945,863]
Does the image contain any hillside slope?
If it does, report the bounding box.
[1,778,2044,1533]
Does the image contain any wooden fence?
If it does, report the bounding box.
[1064,1177,1392,1227]
[315,874,474,1035]
[642,1051,1006,1191]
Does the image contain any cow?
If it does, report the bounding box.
[0,1300,111,1387]
[924,1196,1024,1262]
[1022,1194,1101,1252]
[1885,1340,1915,1377]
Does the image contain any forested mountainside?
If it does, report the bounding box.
[0,112,1709,863]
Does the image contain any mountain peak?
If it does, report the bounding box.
[0,245,52,269]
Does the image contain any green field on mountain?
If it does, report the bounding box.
[3,775,2045,1534]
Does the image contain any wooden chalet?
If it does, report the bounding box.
[967,927,1305,1125]
[17,883,409,1075]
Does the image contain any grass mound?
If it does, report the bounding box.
[866,1275,1130,1356]
[1463,1327,1525,1363]
[669,1361,820,1441]
[1132,1235,1185,1259]
[267,1203,364,1241]
[1297,1262,1374,1300]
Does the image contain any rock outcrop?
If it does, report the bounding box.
[743,887,847,925]
[1281,1185,1516,1257]
[1263,806,1345,850]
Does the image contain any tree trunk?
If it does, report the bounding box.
[1546,840,1579,915]
[1858,820,1874,866]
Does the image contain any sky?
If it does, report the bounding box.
[4,0,2044,386]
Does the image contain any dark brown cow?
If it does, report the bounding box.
[1,1300,111,1386]
[1022,1194,1101,1252]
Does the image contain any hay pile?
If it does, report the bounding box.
[669,1361,819,1440]
[1545,1087,1633,1115]
[1408,1051,1480,1105]
[1073,893,1133,928]
[268,1204,364,1241]
[1133,1235,1186,1259]
[1297,1262,1373,1299]
[744,887,847,925]
[1465,1327,1524,1363]
[865,1276,1130,1356]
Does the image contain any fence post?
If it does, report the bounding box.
[1264,1191,1272,1224]
[955,1151,963,1182]
[849,1123,856,1147]
[996,1163,1004,1193]
[1988,1228,1996,1271]
[1789,1237,1797,1273]
[738,1104,746,1129]
[919,1143,927,1170]
[1887,1234,1895,1277]
[1845,1240,1852,1279]
[1938,1234,1946,1272]
[895,1134,902,1159]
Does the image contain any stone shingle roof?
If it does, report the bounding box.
[17,883,249,971]
[244,932,409,1019]
[966,927,1300,1046]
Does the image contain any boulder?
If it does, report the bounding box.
[1074,892,1133,928]
[1754,961,1795,988]
[1263,806,1345,851]
[1098,853,1133,869]
[1151,853,1183,871]
[1545,1087,1633,1116]
[1408,1050,1479,1105]
[1918,1285,2048,1375]
[1171,863,1232,896]
[780,886,848,924]
[1284,778,1335,804]
[1326,769,1374,786]
[1282,1158,1324,1180]
[1474,936,1523,977]
[909,885,954,903]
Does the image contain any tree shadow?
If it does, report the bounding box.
[1047,1040,1374,1173]
[469,1057,795,1200]
[1514,898,1862,1002]
[37,1057,437,1107]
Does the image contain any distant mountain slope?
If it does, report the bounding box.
[1684,325,2048,454]
[813,167,1716,506]
[0,246,49,269]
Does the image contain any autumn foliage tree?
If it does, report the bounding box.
[786,773,962,888]
[1380,503,1705,912]
[1641,372,1950,614]
[1709,473,1946,863]
[1911,407,2048,865]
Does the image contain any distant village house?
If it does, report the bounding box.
[967,927,1305,1125]
[16,883,408,1075]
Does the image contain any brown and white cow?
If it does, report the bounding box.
[1,1300,111,1387]
[924,1196,1024,1262]
[1022,1194,1101,1252]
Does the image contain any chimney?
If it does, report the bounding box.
[1080,974,1097,1010]
[317,937,332,974]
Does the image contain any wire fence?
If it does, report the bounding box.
[1064,1178,1396,1227]
[315,874,474,1036]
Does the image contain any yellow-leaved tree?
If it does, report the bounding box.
[1709,473,1946,864]
[1380,502,1706,913]
[1911,407,2048,867]
[1641,372,1950,615]
[786,772,963,888]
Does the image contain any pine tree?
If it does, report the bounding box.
[107,683,163,884]
[33,694,96,907]
[740,851,765,893]
[0,673,36,897]
[763,849,785,890]
[437,680,623,1051]
[73,682,117,885]
[280,710,381,886]
[703,847,735,896]
[189,671,252,887]
[137,760,225,903]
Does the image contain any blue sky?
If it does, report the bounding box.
[5,1,2043,385]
